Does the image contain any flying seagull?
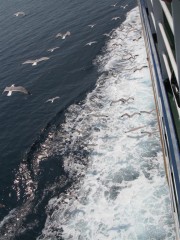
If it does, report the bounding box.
[121,112,141,118]
[134,65,148,72]
[111,17,120,21]
[85,41,97,46]
[3,84,31,96]
[22,57,49,66]
[56,31,71,39]
[14,11,26,17]
[141,130,159,137]
[46,96,60,103]
[120,4,128,9]
[103,33,112,38]
[88,24,96,28]
[110,97,134,105]
[47,47,59,52]
[125,125,147,133]
[111,3,118,7]
[133,36,142,41]
[140,109,156,114]
[0,203,5,208]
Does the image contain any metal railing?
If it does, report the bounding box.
[138,1,180,238]
[147,0,180,117]
[158,22,178,81]
[159,0,174,34]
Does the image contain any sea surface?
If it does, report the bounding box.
[0,0,175,239]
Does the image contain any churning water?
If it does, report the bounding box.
[0,1,175,239]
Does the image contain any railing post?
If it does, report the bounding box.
[146,0,156,33]
[151,0,168,80]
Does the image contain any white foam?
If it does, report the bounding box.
[38,7,175,240]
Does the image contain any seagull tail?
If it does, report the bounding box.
[7,91,12,96]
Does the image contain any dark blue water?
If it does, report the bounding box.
[0,0,136,239]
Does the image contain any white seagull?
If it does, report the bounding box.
[111,3,118,7]
[3,84,31,96]
[22,57,49,66]
[103,33,112,38]
[111,17,120,21]
[46,96,60,103]
[14,11,26,17]
[120,4,128,9]
[85,41,97,46]
[56,31,71,39]
[47,47,59,52]
[121,112,141,118]
[88,24,96,28]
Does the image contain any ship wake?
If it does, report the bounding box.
[38,7,175,240]
[0,6,175,240]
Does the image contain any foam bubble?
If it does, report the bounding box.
[37,7,175,240]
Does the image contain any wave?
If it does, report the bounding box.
[0,6,175,240]
[37,7,175,240]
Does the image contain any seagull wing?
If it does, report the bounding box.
[22,60,35,64]
[56,33,63,38]
[3,86,30,95]
[13,86,31,94]
[37,57,49,62]
[90,41,97,45]
[65,31,71,36]
[19,11,25,16]
[14,11,25,16]
[121,113,130,118]
[53,47,59,51]
[3,87,12,93]
[46,99,52,102]
[130,112,140,117]
[54,96,60,99]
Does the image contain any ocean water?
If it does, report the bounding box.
[0,0,175,239]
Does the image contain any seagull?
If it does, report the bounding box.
[133,36,142,41]
[141,130,159,137]
[88,24,96,28]
[56,31,71,39]
[111,3,118,7]
[110,97,134,105]
[22,57,49,66]
[3,84,31,96]
[0,203,5,208]
[125,125,146,133]
[47,47,59,52]
[103,33,112,38]
[122,54,139,61]
[85,41,97,46]
[133,65,148,72]
[111,17,120,21]
[120,4,128,9]
[14,11,26,17]
[140,109,156,114]
[46,96,60,103]
[121,112,141,118]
